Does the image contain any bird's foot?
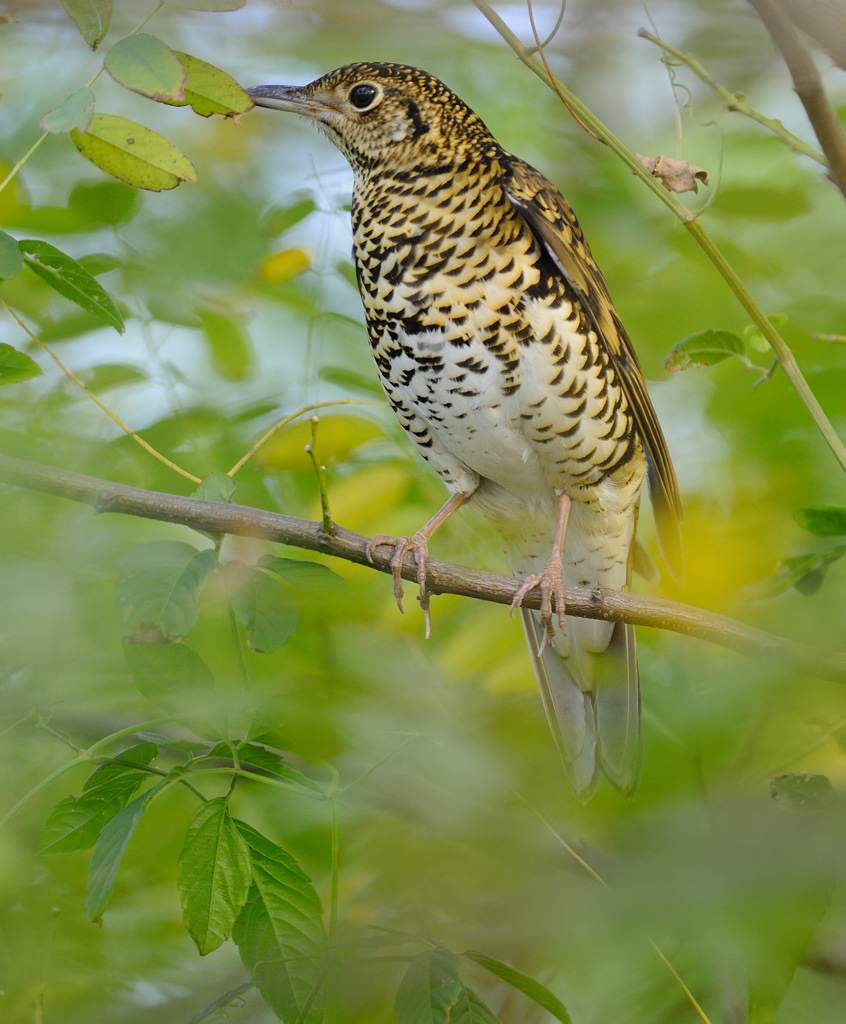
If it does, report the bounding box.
[366,532,433,636]
[510,560,567,645]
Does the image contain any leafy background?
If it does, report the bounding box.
[0,0,845,1021]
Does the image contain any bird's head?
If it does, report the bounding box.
[247,62,495,175]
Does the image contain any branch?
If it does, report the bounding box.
[1,454,844,684]
[748,0,846,198]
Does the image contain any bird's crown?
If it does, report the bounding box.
[249,62,498,174]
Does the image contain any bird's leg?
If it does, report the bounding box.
[366,491,470,635]
[510,492,571,643]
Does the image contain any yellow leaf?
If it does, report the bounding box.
[255,415,384,471]
[317,464,411,532]
[258,248,309,283]
[70,114,197,192]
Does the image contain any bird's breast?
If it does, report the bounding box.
[351,174,639,499]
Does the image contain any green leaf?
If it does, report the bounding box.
[232,821,326,1022]
[462,949,574,1024]
[665,329,748,373]
[394,946,504,1023]
[39,795,120,856]
[222,561,298,653]
[193,472,237,503]
[78,252,122,275]
[83,743,158,793]
[8,205,88,235]
[0,343,41,386]
[79,362,147,393]
[39,87,96,134]
[794,506,846,538]
[744,313,787,354]
[770,773,838,811]
[39,743,157,854]
[714,185,812,220]
[452,988,503,1024]
[178,798,252,955]
[197,308,254,381]
[396,946,462,1024]
[86,788,159,922]
[262,197,317,237]
[104,34,186,102]
[0,230,23,279]
[188,983,255,1024]
[124,641,215,707]
[771,546,846,596]
[60,0,111,49]
[19,239,124,332]
[260,556,348,596]
[203,740,323,793]
[39,310,121,344]
[166,51,253,117]
[69,180,140,226]
[116,540,217,642]
[70,113,197,192]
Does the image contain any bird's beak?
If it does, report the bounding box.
[247,85,328,120]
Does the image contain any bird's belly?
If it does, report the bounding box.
[380,332,551,499]
[377,319,633,502]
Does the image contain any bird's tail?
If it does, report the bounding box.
[520,608,640,800]
[506,494,642,800]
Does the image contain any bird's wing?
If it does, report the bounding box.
[504,157,683,580]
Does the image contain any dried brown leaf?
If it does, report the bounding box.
[636,154,710,194]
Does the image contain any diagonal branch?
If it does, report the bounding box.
[1,453,844,684]
[748,0,846,198]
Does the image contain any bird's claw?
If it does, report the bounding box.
[510,562,567,644]
[366,533,431,628]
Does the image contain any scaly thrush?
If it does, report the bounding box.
[248,63,683,799]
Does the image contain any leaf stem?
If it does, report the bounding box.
[0,756,86,831]
[0,133,50,196]
[227,600,252,693]
[1,715,175,830]
[87,715,176,754]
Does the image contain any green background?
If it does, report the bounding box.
[1,0,845,1021]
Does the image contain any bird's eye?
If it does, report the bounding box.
[349,83,378,109]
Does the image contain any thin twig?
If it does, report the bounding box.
[469,0,846,476]
[305,415,333,532]
[637,27,827,166]
[747,0,846,198]
[1,453,844,684]
[226,399,383,477]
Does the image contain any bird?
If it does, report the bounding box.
[247,62,683,800]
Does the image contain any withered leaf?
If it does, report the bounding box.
[636,154,709,194]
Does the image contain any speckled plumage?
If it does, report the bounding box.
[249,63,683,798]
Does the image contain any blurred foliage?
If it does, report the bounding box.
[1,1,846,1022]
